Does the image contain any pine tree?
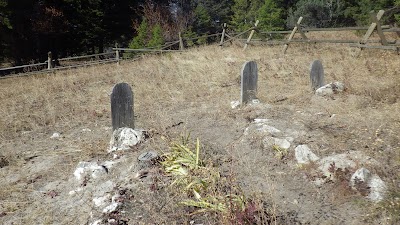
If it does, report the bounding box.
[257,0,284,31]
[129,18,149,49]
[148,24,164,48]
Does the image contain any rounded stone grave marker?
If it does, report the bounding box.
[310,60,324,91]
[111,83,134,130]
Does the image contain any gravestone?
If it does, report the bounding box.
[310,60,324,90]
[111,83,134,130]
[240,61,258,104]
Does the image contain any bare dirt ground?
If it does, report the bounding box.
[0,32,399,224]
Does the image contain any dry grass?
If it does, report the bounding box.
[0,31,399,224]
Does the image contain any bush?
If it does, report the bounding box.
[148,24,164,49]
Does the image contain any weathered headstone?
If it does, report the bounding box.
[310,60,324,90]
[111,83,134,130]
[240,61,258,104]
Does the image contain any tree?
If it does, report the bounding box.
[129,18,149,50]
[257,0,284,31]
[0,0,12,61]
[344,0,394,25]
[231,0,264,31]
[148,24,164,48]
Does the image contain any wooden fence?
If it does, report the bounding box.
[1,9,399,79]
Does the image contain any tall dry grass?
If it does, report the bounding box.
[0,31,399,223]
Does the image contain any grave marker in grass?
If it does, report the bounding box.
[310,60,324,90]
[111,83,134,130]
[240,61,258,104]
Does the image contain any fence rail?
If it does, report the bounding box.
[1,9,399,79]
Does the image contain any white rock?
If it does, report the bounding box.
[251,99,260,104]
[69,187,83,195]
[257,124,281,135]
[254,118,269,123]
[102,202,120,213]
[90,219,103,225]
[263,137,291,149]
[93,194,111,207]
[82,128,92,132]
[350,168,387,202]
[315,85,334,96]
[230,101,240,109]
[318,151,378,179]
[333,81,345,92]
[109,128,143,152]
[368,175,387,202]
[350,168,371,187]
[50,132,61,139]
[295,145,320,164]
[73,162,107,181]
[315,82,345,96]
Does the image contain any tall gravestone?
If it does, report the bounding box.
[111,83,134,130]
[240,61,258,104]
[310,60,324,90]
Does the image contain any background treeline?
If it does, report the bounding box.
[0,0,399,65]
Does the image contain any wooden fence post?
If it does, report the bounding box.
[370,10,387,45]
[283,17,304,54]
[179,32,184,50]
[219,23,227,46]
[115,43,120,65]
[111,83,134,130]
[47,51,52,70]
[243,20,259,50]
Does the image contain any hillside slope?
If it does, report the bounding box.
[1,37,399,224]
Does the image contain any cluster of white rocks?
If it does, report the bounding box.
[245,118,387,202]
[68,127,144,225]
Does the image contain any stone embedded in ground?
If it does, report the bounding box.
[295,145,320,164]
[317,151,378,180]
[240,61,258,104]
[315,82,345,96]
[50,132,61,139]
[111,82,134,130]
[263,137,291,149]
[138,151,158,161]
[350,167,387,202]
[367,175,387,202]
[93,194,111,207]
[350,167,371,186]
[230,100,240,109]
[73,161,108,181]
[102,202,120,213]
[109,127,143,152]
[310,60,324,90]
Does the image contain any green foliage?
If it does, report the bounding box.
[193,3,212,34]
[160,136,249,217]
[129,18,148,49]
[395,0,400,24]
[257,0,284,31]
[182,28,197,47]
[231,0,284,31]
[148,24,164,48]
[287,0,332,28]
[0,0,11,29]
[129,19,164,51]
[231,0,264,31]
[344,0,394,25]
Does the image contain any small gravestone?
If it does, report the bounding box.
[310,60,324,90]
[111,83,134,130]
[240,61,258,104]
